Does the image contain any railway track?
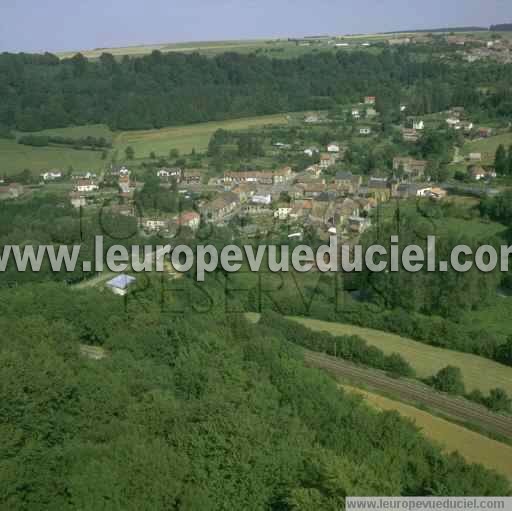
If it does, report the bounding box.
[304,350,512,439]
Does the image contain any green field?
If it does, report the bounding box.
[113,113,291,157]
[267,315,512,395]
[0,139,107,175]
[463,132,512,164]
[27,124,114,142]
[342,384,512,481]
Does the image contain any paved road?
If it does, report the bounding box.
[304,350,512,439]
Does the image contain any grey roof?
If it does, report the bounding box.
[107,274,136,290]
[336,171,353,180]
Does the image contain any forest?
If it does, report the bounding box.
[0,279,510,509]
[1,48,512,133]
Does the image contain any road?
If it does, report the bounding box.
[304,350,512,440]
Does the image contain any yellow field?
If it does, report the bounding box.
[114,114,290,157]
[342,384,512,481]
[249,314,512,395]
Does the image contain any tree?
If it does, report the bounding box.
[494,144,507,175]
[149,151,156,160]
[485,388,512,413]
[125,146,135,160]
[430,366,465,395]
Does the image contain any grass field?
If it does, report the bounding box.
[0,139,107,175]
[463,132,512,164]
[342,384,512,481]
[283,316,512,395]
[113,114,291,157]
[27,124,114,142]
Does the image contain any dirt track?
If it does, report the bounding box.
[304,350,512,439]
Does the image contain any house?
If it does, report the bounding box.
[402,128,419,142]
[69,192,86,209]
[335,171,362,195]
[412,120,424,131]
[290,199,313,219]
[359,127,372,136]
[305,164,322,177]
[468,153,482,162]
[446,118,461,129]
[400,105,407,112]
[304,114,320,124]
[76,179,98,193]
[479,127,493,138]
[301,183,326,199]
[143,218,169,232]
[469,165,487,181]
[429,187,448,200]
[182,169,202,185]
[396,183,432,198]
[251,194,272,205]
[0,183,24,200]
[118,175,135,195]
[176,211,201,231]
[459,121,474,132]
[106,274,136,296]
[41,171,63,181]
[231,183,256,203]
[348,216,372,234]
[392,157,428,180]
[320,153,337,169]
[157,167,182,182]
[274,204,293,220]
[364,96,376,105]
[273,167,294,184]
[388,38,411,46]
[366,108,377,118]
[351,109,361,119]
[304,147,319,157]
[202,192,240,223]
[446,35,467,46]
[367,178,391,201]
[327,142,340,153]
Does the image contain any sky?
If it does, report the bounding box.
[1,0,511,53]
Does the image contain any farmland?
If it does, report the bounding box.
[342,384,512,481]
[463,132,512,164]
[113,113,291,157]
[287,316,512,395]
[0,139,107,176]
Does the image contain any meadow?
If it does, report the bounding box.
[0,139,107,176]
[463,132,512,164]
[286,316,512,395]
[342,384,512,481]
[113,113,291,157]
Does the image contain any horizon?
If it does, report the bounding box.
[1,0,511,54]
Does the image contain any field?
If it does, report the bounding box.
[113,113,291,157]
[286,316,512,395]
[0,139,107,175]
[28,124,114,142]
[56,37,384,61]
[463,132,512,164]
[342,384,512,481]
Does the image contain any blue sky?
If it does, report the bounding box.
[1,0,511,53]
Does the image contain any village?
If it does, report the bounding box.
[1,92,504,248]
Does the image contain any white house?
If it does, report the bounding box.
[327,143,340,153]
[251,194,272,206]
[41,171,62,181]
[359,127,372,136]
[351,109,361,119]
[76,179,98,193]
[446,118,461,129]
[106,274,136,296]
[304,147,319,157]
[412,120,425,130]
[274,206,293,220]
